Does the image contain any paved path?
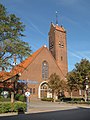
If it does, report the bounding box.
[29,100,78,113]
[0,100,90,116]
[28,100,90,113]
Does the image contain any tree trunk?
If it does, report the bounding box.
[70,91,72,98]
[11,92,14,103]
[84,90,87,102]
[53,92,56,102]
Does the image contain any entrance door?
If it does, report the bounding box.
[40,83,49,98]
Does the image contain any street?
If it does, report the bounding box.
[0,107,90,120]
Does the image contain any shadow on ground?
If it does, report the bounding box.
[0,107,90,120]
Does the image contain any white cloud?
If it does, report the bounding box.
[68,50,90,61]
[77,51,90,60]
[68,50,81,59]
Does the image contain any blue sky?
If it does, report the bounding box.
[1,0,90,71]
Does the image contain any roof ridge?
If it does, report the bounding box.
[10,46,45,76]
[19,46,45,72]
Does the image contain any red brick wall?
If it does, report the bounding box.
[19,47,64,99]
[48,24,68,77]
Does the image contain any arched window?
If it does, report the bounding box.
[42,61,49,80]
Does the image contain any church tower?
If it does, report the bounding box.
[48,22,68,77]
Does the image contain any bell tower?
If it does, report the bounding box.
[48,22,68,76]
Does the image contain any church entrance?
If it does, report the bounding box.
[40,83,48,98]
[38,81,52,98]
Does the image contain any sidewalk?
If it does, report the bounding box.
[28,101,90,113]
[0,101,90,116]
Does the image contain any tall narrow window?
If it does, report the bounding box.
[30,88,32,94]
[42,61,49,80]
[61,56,63,61]
[33,88,35,94]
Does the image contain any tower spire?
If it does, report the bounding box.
[56,11,58,25]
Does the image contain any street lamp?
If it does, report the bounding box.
[84,77,89,102]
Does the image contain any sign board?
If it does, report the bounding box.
[18,80,38,84]
[25,91,30,97]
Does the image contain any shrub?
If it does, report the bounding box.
[60,97,72,102]
[13,102,26,112]
[0,96,11,102]
[0,102,26,113]
[15,94,21,100]
[15,94,26,102]
[60,97,84,102]
[19,95,26,102]
[0,103,11,113]
[41,98,54,102]
[67,101,90,104]
[71,98,84,102]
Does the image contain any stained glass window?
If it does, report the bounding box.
[42,61,49,80]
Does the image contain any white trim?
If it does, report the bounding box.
[79,89,82,96]
[38,81,48,98]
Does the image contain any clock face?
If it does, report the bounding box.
[59,41,64,48]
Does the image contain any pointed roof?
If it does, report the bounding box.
[0,71,11,82]
[0,46,45,82]
[55,25,66,32]
[11,46,45,76]
[50,22,66,33]
[0,45,65,82]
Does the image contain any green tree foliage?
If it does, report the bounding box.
[75,59,90,90]
[67,71,78,97]
[48,73,66,99]
[0,4,31,70]
[67,71,77,91]
[67,59,90,93]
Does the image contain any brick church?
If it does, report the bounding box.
[0,22,68,99]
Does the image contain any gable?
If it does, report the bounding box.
[2,45,65,82]
[19,46,65,81]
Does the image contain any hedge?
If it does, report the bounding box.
[41,98,54,102]
[67,101,90,104]
[60,97,72,102]
[0,96,11,102]
[18,95,26,102]
[15,94,26,102]
[60,97,85,102]
[15,94,21,100]
[0,102,26,113]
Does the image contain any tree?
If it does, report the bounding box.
[67,59,90,98]
[0,4,31,71]
[75,59,90,89]
[67,71,78,98]
[48,73,66,101]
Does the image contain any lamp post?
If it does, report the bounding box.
[85,77,89,102]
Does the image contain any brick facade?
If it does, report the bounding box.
[19,46,65,99]
[48,23,68,76]
[17,23,68,99]
[0,23,68,100]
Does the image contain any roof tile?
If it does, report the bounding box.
[0,46,45,81]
